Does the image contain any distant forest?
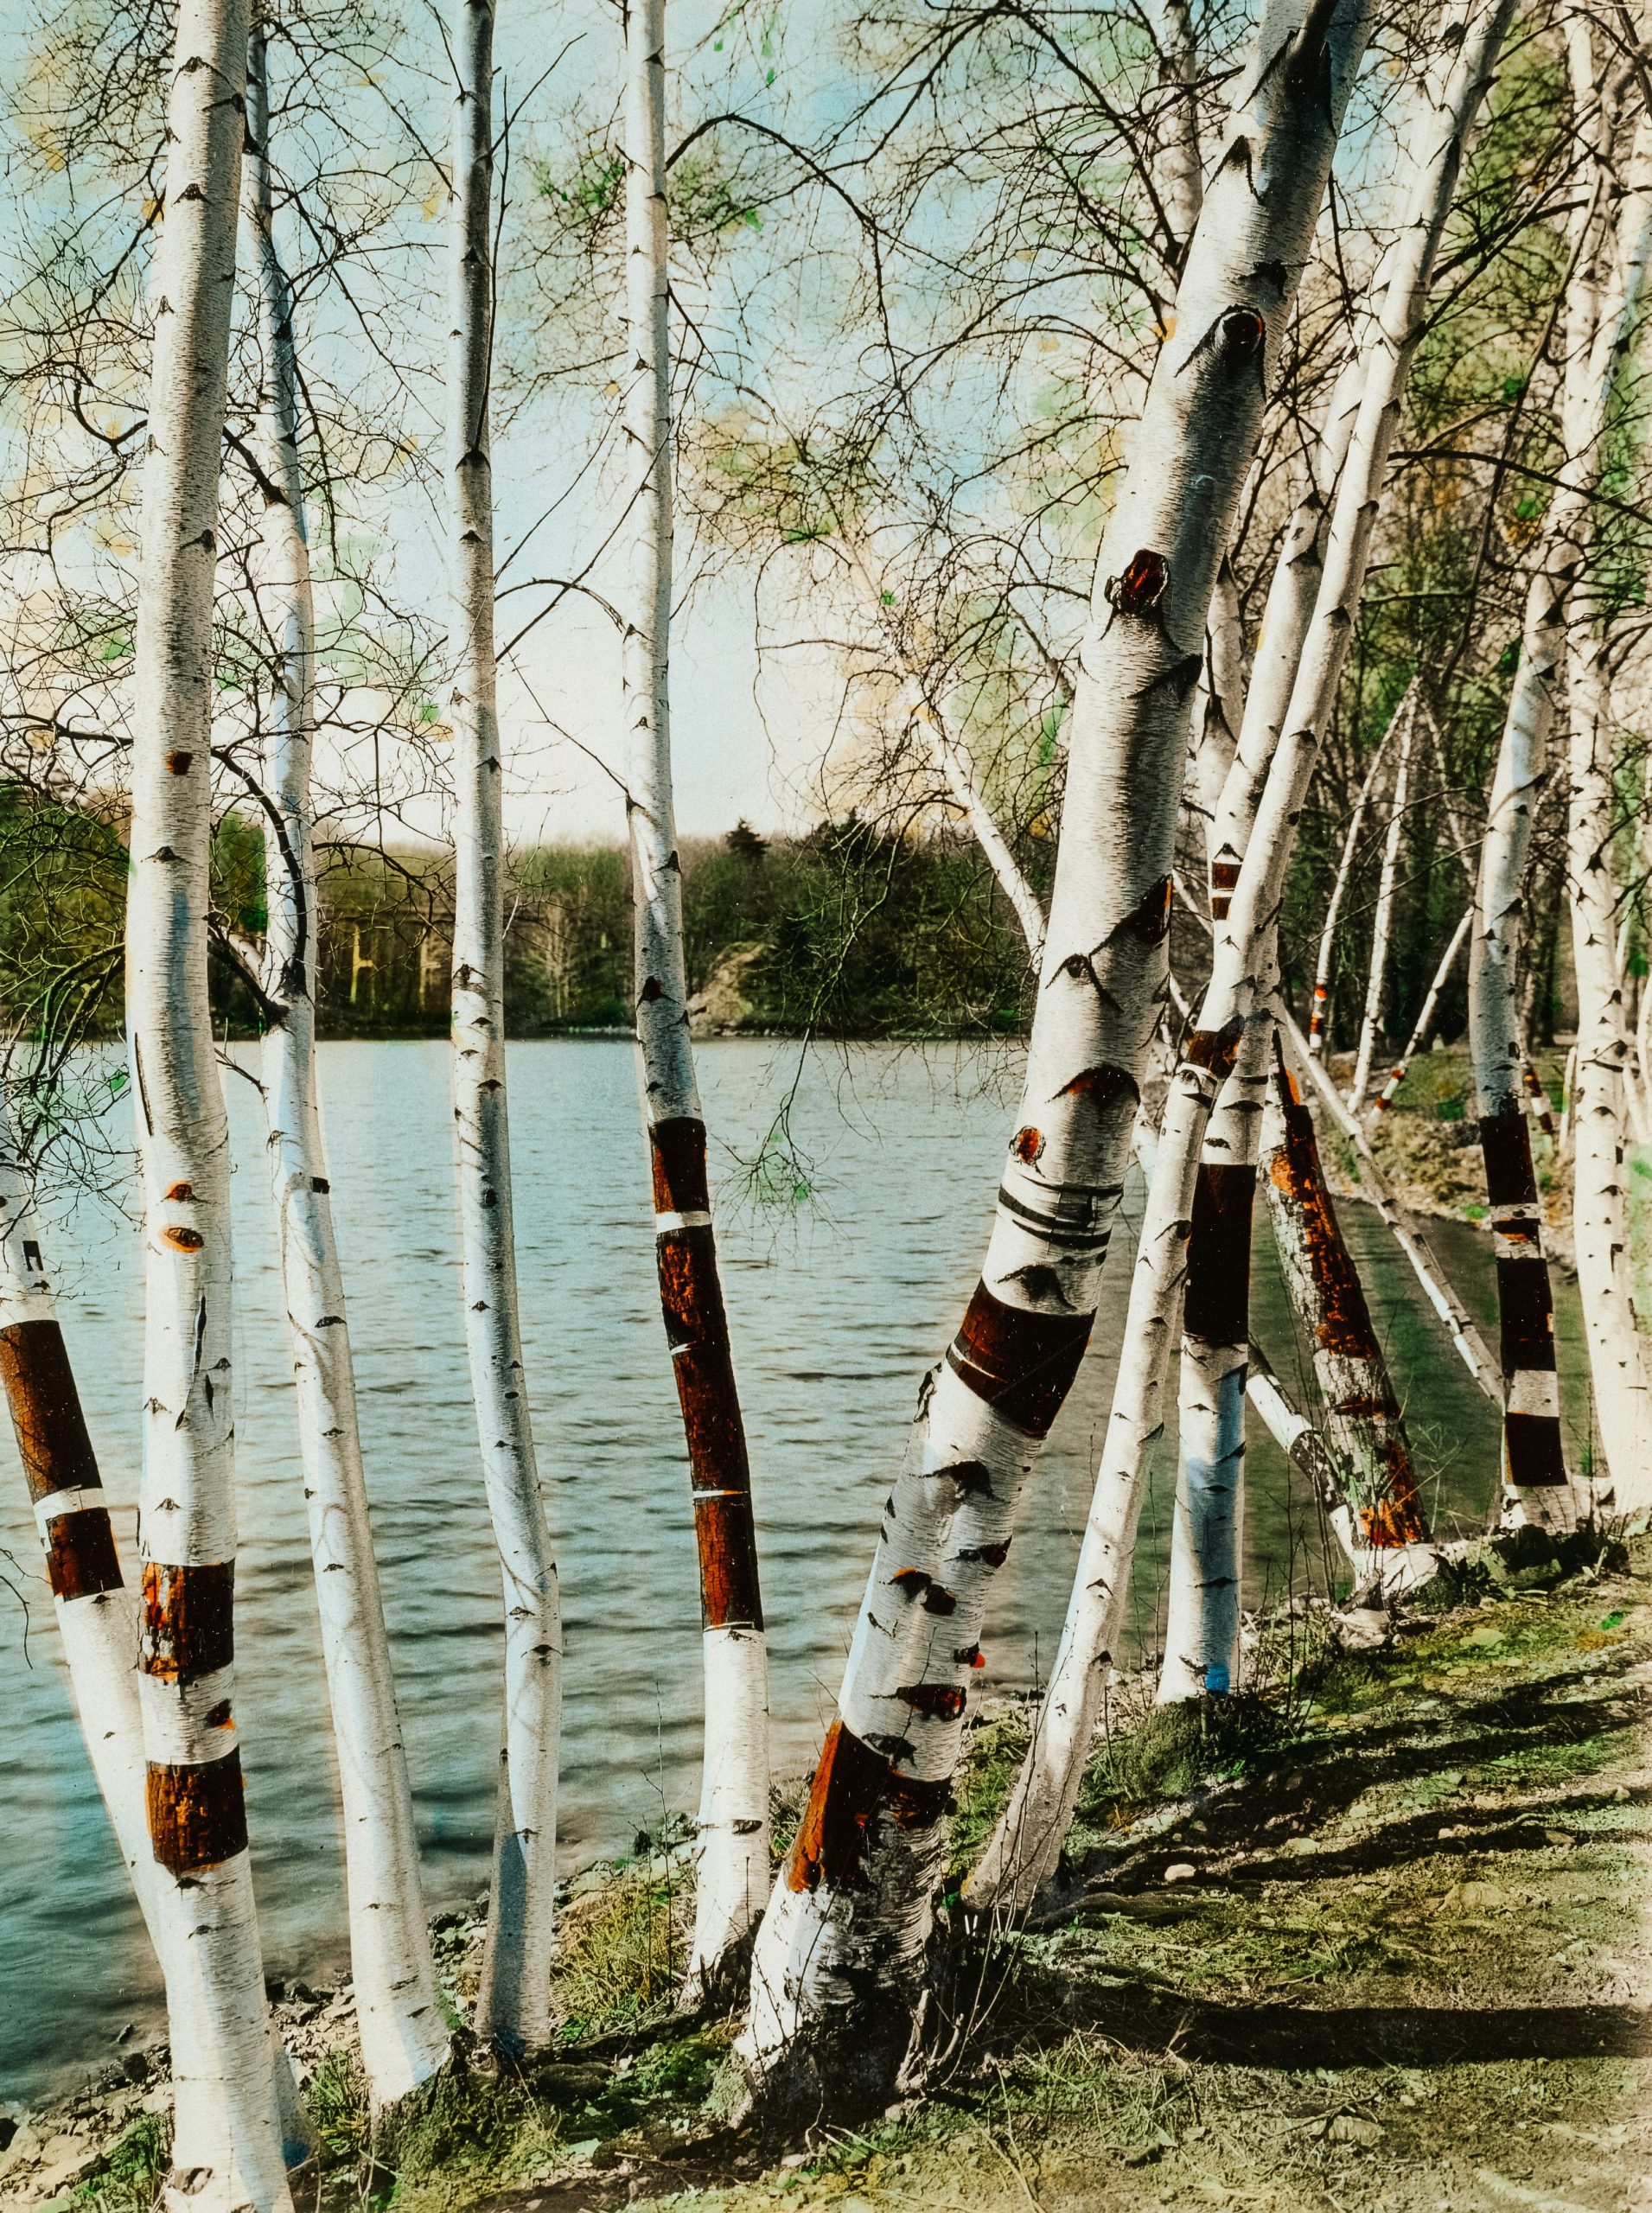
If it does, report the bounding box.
[0,790,1556,1052]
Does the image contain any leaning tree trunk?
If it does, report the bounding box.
[125,5,292,2206]
[1349,693,1419,1110]
[0,1101,159,1938]
[622,0,770,2000]
[1259,1049,1437,1589]
[733,0,1375,2120]
[448,0,564,2053]
[1308,708,1399,1056]
[1469,548,1576,1529]
[243,22,450,2103]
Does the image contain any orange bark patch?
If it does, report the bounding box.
[162,1226,204,1253]
[147,1751,247,1873]
[786,1721,948,1893]
[140,1559,234,1682]
[947,1280,1091,1438]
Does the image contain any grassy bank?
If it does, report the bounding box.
[10,1534,1649,2213]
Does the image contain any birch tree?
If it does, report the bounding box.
[124,3,292,2203]
[242,20,450,2104]
[0,1094,160,1942]
[448,0,564,2051]
[1559,29,1652,1514]
[732,0,1377,2118]
[621,0,771,1999]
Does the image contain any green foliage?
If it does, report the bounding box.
[306,2048,371,2157]
[552,1860,694,2039]
[70,2112,169,2213]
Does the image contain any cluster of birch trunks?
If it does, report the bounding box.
[13,0,1652,2203]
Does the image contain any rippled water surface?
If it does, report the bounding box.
[1,1037,1565,2102]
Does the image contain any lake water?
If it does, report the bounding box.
[0,1038,1578,2106]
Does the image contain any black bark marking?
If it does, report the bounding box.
[947,1281,1092,1437]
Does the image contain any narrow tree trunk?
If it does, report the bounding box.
[734,0,1375,2116]
[1560,41,1652,1513]
[1369,902,1470,1114]
[1349,696,1418,1108]
[622,0,770,2000]
[1259,1049,1437,1590]
[243,24,450,2103]
[1158,1017,1271,1702]
[448,0,564,2053]
[125,5,292,2203]
[1468,540,1576,1529]
[1308,708,1399,1057]
[1188,554,1244,858]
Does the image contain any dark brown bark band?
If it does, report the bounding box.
[947,1279,1092,1438]
[1504,1410,1567,1487]
[1480,1106,1539,1208]
[0,1319,102,1504]
[786,1719,949,1894]
[654,1224,763,1629]
[1496,1259,1559,1374]
[693,1489,764,1631]
[1183,1163,1255,1346]
[44,1508,124,1600]
[147,1751,248,1873]
[141,1559,234,1683]
[649,1116,711,1216]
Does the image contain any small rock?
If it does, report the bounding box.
[1328,2113,1383,2146]
[1545,1828,1575,1847]
[1163,1862,1198,1884]
[112,2024,137,2046]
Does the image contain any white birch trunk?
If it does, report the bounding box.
[1560,39,1652,1513]
[1157,1015,1271,1703]
[242,29,450,2103]
[1189,555,1245,859]
[1349,697,1418,1109]
[1468,527,1577,1528]
[1308,707,1398,1057]
[447,0,564,2054]
[126,5,292,2203]
[1369,902,1470,1114]
[622,0,771,1999]
[735,0,1375,2115]
[0,1109,158,1938]
[1207,349,1366,922]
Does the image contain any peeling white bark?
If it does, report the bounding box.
[126,5,292,2204]
[621,0,770,1997]
[242,29,450,2107]
[447,0,564,2054]
[736,0,1376,2112]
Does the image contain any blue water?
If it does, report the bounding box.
[0,1037,1528,2105]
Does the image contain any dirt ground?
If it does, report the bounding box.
[10,1540,1649,2213]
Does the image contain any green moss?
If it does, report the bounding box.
[947,1708,1033,1880]
[307,2048,371,2157]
